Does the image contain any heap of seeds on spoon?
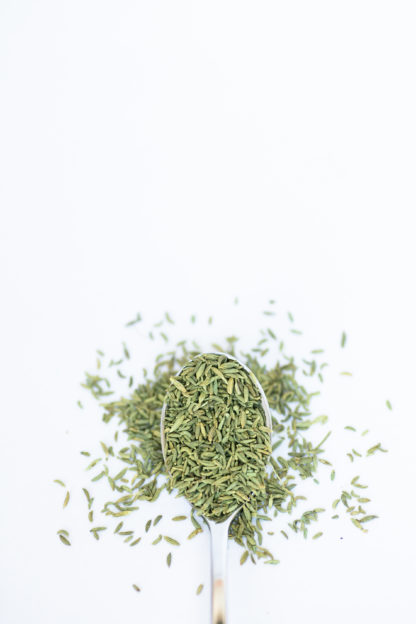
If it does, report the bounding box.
[163,353,272,523]
[55,304,388,579]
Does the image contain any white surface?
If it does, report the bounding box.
[1,1,416,622]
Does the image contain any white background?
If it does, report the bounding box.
[1,1,416,623]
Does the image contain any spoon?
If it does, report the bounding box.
[161,352,272,624]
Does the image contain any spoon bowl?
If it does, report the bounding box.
[160,352,272,624]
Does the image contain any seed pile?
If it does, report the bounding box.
[56,307,387,574]
[91,335,329,562]
[163,353,272,521]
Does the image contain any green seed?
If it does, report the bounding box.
[164,536,180,546]
[126,313,142,326]
[196,584,204,595]
[187,529,202,540]
[59,534,71,546]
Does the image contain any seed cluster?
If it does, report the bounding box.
[57,307,386,574]
[82,333,332,562]
[163,353,272,521]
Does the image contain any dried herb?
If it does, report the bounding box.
[60,304,388,586]
[59,534,71,546]
[163,353,271,522]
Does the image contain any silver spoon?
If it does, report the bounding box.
[161,352,272,624]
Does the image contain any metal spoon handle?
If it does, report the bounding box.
[212,578,226,624]
[208,517,233,624]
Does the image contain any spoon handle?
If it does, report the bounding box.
[208,518,232,624]
[212,578,226,624]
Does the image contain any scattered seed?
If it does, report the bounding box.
[164,536,180,546]
[59,534,71,546]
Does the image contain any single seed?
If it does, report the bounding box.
[164,536,180,546]
[59,534,71,546]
